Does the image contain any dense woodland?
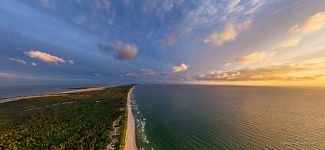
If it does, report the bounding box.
[0,85,132,149]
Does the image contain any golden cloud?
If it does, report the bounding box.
[236,52,268,64]
[173,63,188,73]
[279,38,302,48]
[197,58,325,81]
[291,11,325,33]
[204,20,251,46]
[26,50,65,63]
[26,50,74,65]
[204,23,238,45]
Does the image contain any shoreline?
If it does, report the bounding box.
[124,86,137,150]
[0,87,108,104]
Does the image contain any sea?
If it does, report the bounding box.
[132,84,325,150]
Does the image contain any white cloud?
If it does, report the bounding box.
[244,1,264,15]
[8,58,26,64]
[161,0,264,47]
[173,63,188,73]
[125,72,137,78]
[226,0,243,14]
[224,63,232,67]
[236,19,252,31]
[143,0,184,17]
[26,50,66,64]
[122,68,156,78]
[16,48,24,51]
[251,0,262,5]
[140,69,155,76]
[0,72,15,78]
[67,60,74,64]
[32,62,37,66]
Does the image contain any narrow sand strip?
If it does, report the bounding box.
[124,87,137,150]
[0,87,107,104]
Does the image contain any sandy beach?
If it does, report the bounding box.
[124,87,137,150]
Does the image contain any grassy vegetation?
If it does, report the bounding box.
[118,103,128,150]
[0,85,132,149]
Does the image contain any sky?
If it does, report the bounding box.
[1,0,325,86]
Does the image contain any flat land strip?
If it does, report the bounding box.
[0,85,132,149]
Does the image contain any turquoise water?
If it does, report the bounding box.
[132,84,325,150]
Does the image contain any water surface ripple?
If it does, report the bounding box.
[133,84,325,150]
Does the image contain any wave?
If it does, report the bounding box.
[131,87,153,149]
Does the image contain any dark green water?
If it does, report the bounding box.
[132,84,325,150]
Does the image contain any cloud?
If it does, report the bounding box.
[204,20,251,46]
[225,0,243,14]
[196,58,325,81]
[124,72,137,78]
[160,72,169,76]
[122,68,155,78]
[236,52,268,64]
[8,58,27,64]
[0,72,15,79]
[16,48,24,51]
[251,0,262,5]
[140,69,155,76]
[32,62,37,66]
[172,63,188,73]
[115,42,138,60]
[26,50,66,63]
[280,38,302,48]
[142,0,184,17]
[67,60,74,64]
[161,0,263,47]
[291,11,325,33]
[71,15,87,25]
[269,51,278,58]
[204,23,238,45]
[39,0,56,9]
[98,42,138,60]
[224,63,232,67]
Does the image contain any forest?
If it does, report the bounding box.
[0,85,132,149]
